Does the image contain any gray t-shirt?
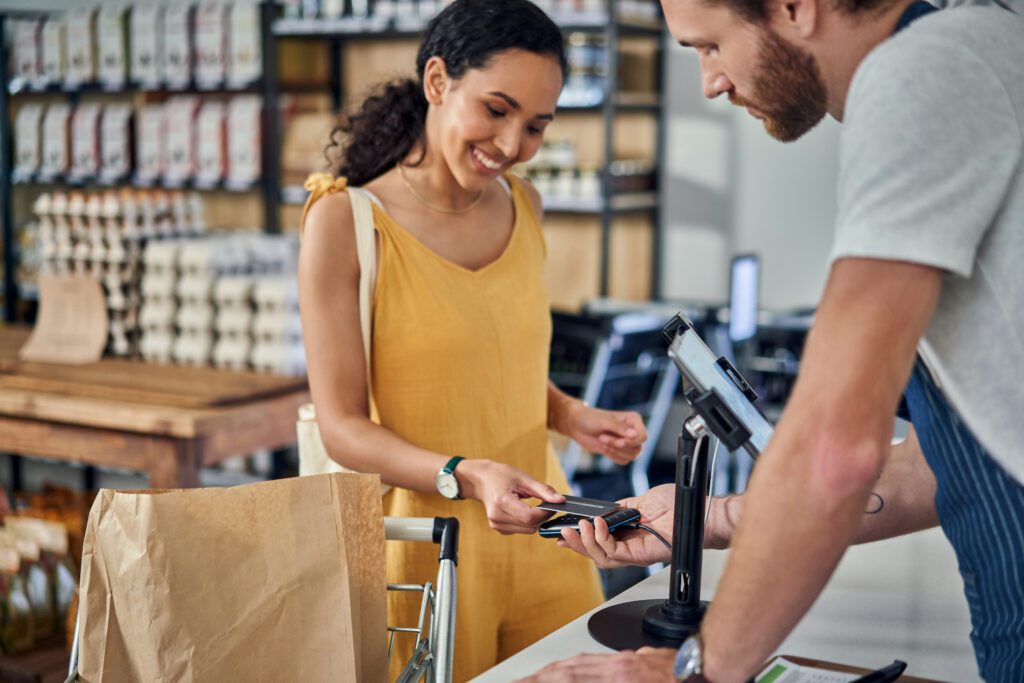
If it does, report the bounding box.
[831,6,1024,484]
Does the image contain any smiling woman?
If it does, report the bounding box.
[298,0,650,680]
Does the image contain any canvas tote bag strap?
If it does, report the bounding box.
[347,187,377,410]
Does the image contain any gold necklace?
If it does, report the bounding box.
[398,164,485,215]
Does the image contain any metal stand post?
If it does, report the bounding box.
[587,414,710,649]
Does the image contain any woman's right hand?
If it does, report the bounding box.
[458,460,565,535]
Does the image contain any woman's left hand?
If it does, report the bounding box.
[565,402,647,464]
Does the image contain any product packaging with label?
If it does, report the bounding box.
[40,104,72,179]
[97,5,129,89]
[14,104,45,181]
[12,20,42,87]
[134,104,166,184]
[40,18,66,86]
[162,4,195,89]
[65,9,97,87]
[70,104,103,180]
[228,2,263,86]
[130,5,163,87]
[100,104,133,183]
[195,102,227,186]
[195,2,229,88]
[164,96,201,185]
[227,96,262,187]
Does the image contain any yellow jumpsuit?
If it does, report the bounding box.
[303,174,604,682]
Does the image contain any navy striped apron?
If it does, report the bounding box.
[904,359,1024,681]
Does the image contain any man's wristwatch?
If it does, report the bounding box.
[435,456,466,500]
[674,633,707,682]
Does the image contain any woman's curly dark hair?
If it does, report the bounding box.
[326,0,567,186]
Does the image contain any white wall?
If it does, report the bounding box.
[730,114,841,310]
[658,44,735,306]
[660,45,842,311]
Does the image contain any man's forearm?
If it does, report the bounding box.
[700,421,881,681]
[851,427,938,543]
[706,427,938,550]
[699,259,941,682]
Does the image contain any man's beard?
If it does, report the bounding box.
[731,29,828,142]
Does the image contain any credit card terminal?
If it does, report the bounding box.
[538,507,641,538]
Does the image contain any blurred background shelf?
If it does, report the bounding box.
[1,0,668,321]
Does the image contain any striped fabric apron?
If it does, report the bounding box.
[904,359,1024,681]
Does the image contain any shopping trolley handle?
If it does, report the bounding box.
[383,516,460,565]
[433,517,460,566]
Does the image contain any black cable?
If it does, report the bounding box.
[637,524,673,552]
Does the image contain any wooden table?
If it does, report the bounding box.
[0,326,310,488]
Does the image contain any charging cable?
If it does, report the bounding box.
[636,524,673,552]
[630,437,722,556]
[705,438,721,528]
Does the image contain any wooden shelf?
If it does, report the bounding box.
[7,78,263,96]
[11,174,261,194]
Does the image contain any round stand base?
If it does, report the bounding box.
[642,599,708,640]
[588,599,706,651]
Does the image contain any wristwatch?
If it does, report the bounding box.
[674,633,707,682]
[435,456,466,500]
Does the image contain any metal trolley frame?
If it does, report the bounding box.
[66,516,459,683]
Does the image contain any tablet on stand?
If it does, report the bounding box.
[588,313,772,649]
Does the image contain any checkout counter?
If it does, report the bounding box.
[472,527,977,682]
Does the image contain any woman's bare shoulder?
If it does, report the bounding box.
[300,191,358,283]
[303,190,355,243]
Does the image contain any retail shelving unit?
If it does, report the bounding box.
[1,13,13,322]
[1,1,668,323]
[0,5,283,323]
[268,0,668,304]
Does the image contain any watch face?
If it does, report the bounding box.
[435,471,459,499]
[674,635,702,679]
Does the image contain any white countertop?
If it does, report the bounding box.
[472,527,978,682]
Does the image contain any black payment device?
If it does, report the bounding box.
[538,507,641,538]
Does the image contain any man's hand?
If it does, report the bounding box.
[556,484,675,567]
[515,647,677,682]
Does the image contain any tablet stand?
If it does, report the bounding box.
[588,314,758,650]
[587,413,711,649]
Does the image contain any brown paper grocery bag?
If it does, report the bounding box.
[76,474,387,682]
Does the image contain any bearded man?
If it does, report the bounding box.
[520,0,1024,680]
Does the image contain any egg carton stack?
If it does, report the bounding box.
[211,275,255,370]
[31,189,198,357]
[211,234,299,371]
[173,237,252,367]
[139,240,183,363]
[135,193,208,362]
[34,192,74,279]
[251,275,306,376]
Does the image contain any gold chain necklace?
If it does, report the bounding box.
[398,164,485,215]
